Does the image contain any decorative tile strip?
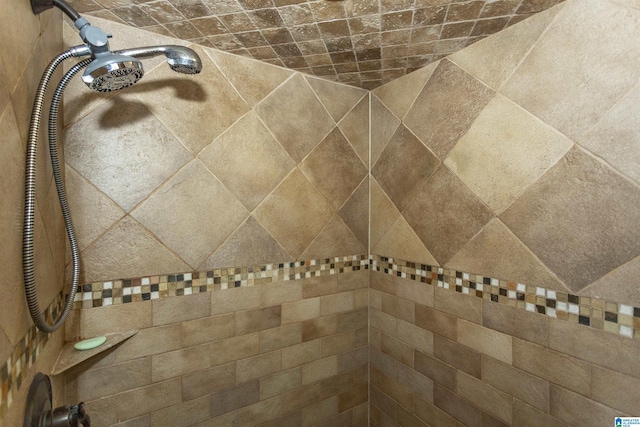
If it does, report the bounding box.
[72,255,369,309]
[370,255,639,339]
[0,293,64,422]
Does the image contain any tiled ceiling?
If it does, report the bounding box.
[68,0,563,89]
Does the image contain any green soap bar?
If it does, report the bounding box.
[74,336,107,351]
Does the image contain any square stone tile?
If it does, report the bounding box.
[306,75,368,122]
[131,160,249,268]
[403,165,494,264]
[501,147,640,292]
[300,128,368,211]
[372,124,440,212]
[404,59,495,159]
[338,178,369,249]
[300,214,366,259]
[337,95,370,165]
[444,94,572,214]
[199,111,295,211]
[371,95,400,166]
[255,73,336,162]
[254,168,334,258]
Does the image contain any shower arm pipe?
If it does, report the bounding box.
[31,0,80,21]
[24,48,89,333]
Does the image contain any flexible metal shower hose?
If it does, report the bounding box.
[23,50,91,333]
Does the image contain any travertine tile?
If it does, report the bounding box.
[260,323,303,353]
[149,395,210,427]
[282,340,321,370]
[456,370,512,424]
[338,178,369,249]
[210,333,260,366]
[404,166,494,264]
[211,285,261,315]
[152,291,211,327]
[457,320,512,364]
[151,343,211,382]
[550,385,622,427]
[501,0,640,140]
[236,305,282,335]
[591,366,640,415]
[483,355,549,412]
[337,96,370,165]
[371,270,398,295]
[236,350,282,384]
[320,373,354,401]
[260,368,302,400]
[255,74,335,162]
[338,270,369,292]
[77,358,151,402]
[198,111,295,211]
[206,48,293,107]
[372,216,438,266]
[370,96,401,166]
[434,335,480,378]
[134,45,250,154]
[414,395,460,427]
[370,385,397,421]
[513,338,591,395]
[396,362,434,402]
[415,350,456,390]
[210,380,260,418]
[181,313,235,347]
[337,347,369,373]
[320,292,354,316]
[501,147,640,291]
[381,293,414,323]
[434,286,483,324]
[371,348,397,382]
[396,276,434,308]
[301,396,339,427]
[254,168,334,258]
[512,399,566,427]
[303,275,339,298]
[302,314,338,342]
[370,308,397,337]
[397,319,434,355]
[446,219,569,293]
[372,124,439,211]
[549,318,640,379]
[181,363,236,401]
[582,256,640,308]
[434,384,482,427]
[81,300,152,338]
[132,160,248,268]
[380,373,413,409]
[381,334,414,367]
[262,281,303,306]
[482,298,549,346]
[404,59,495,160]
[445,94,572,213]
[63,96,192,212]
[282,383,322,414]
[116,379,182,421]
[282,297,320,324]
[300,215,366,260]
[338,384,368,412]
[370,178,401,248]
[302,355,338,385]
[235,395,283,426]
[201,216,293,269]
[78,216,191,283]
[415,303,457,341]
[449,4,563,90]
[306,75,367,122]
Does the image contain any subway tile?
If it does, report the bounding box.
[148,395,210,427]
[482,298,548,346]
[338,384,368,412]
[211,285,261,315]
[152,292,210,327]
[512,399,566,427]
[282,383,322,414]
[414,304,457,341]
[260,367,302,400]
[371,308,397,336]
[457,320,512,364]
[181,363,236,401]
[370,385,397,420]
[382,293,415,323]
[550,384,623,426]
[397,319,434,355]
[414,395,460,427]
[303,275,339,298]
[116,379,182,421]
[235,395,283,426]
[337,307,368,332]
[260,323,303,353]
[211,333,260,366]
[151,343,211,382]
[396,276,435,308]
[396,362,434,402]
[81,301,152,338]
[282,297,321,324]
[236,350,282,384]
[434,335,481,378]
[434,384,482,427]
[548,317,640,379]
[321,331,354,357]
[262,280,303,306]
[282,340,322,369]
[320,292,355,316]
[482,355,549,412]
[380,373,413,410]
[337,347,369,373]
[381,334,414,367]
[513,337,591,396]
[302,314,338,341]
[397,405,428,427]
[210,380,260,418]
[414,350,456,391]
[77,358,152,402]
[301,396,339,426]
[302,355,338,385]
[112,324,182,363]
[181,313,235,347]
[236,305,282,335]
[434,286,483,324]
[320,372,354,400]
[591,365,640,415]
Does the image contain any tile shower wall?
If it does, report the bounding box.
[0,1,68,425]
[369,0,640,425]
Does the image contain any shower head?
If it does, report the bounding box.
[82,54,144,92]
[118,45,203,75]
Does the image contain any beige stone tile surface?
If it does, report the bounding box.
[116,379,182,421]
[369,178,401,248]
[591,366,640,415]
[482,297,549,347]
[149,395,210,427]
[152,291,211,327]
[415,350,456,391]
[372,216,438,265]
[370,96,401,166]
[181,313,235,347]
[260,368,302,400]
[582,256,640,307]
[456,371,512,424]
[512,399,566,427]
[415,304,457,341]
[550,385,623,427]
[435,287,483,324]
[338,178,369,249]
[151,343,211,382]
[81,300,152,337]
[434,384,482,427]
[210,333,260,366]
[211,285,261,315]
[181,363,236,401]
[337,96,370,165]
[457,320,512,364]
[236,350,282,384]
[300,215,366,260]
[305,75,367,122]
[434,335,481,378]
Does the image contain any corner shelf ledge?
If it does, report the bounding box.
[51,330,138,375]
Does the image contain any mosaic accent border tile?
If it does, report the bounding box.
[71,255,369,309]
[370,255,640,340]
[0,293,64,421]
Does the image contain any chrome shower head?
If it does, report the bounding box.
[82,54,144,92]
[118,45,203,75]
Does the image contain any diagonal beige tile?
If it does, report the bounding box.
[404,59,495,160]
[370,95,400,167]
[338,95,370,166]
[300,215,366,260]
[65,165,126,251]
[205,47,294,108]
[501,0,640,140]
[581,256,640,307]
[501,147,640,292]
[446,218,569,292]
[371,60,440,120]
[200,216,293,270]
[0,328,11,369]
[255,74,335,163]
[305,75,368,122]
[64,97,192,212]
[300,128,368,211]
[448,3,565,91]
[131,160,249,268]
[404,165,494,264]
[199,111,295,211]
[577,82,640,185]
[372,124,440,212]
[444,94,572,214]
[370,178,401,248]
[338,178,369,249]
[129,44,250,155]
[372,216,438,266]
[0,0,41,92]
[80,216,191,283]
[254,168,334,259]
